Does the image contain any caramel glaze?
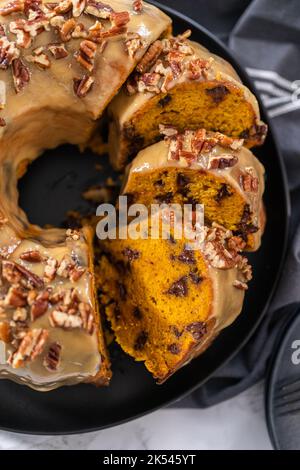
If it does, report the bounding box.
[0,0,171,390]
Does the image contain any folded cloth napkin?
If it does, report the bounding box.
[159,0,300,407]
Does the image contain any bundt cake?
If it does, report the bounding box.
[121,128,265,250]
[98,215,252,382]
[108,32,267,169]
[0,0,171,390]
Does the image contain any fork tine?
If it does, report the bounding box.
[276,405,300,418]
[275,394,300,409]
[275,385,300,402]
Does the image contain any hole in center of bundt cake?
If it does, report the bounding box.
[18,145,120,228]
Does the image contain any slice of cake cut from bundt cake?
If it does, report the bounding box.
[121,128,265,250]
[0,223,111,390]
[98,216,252,382]
[108,32,267,169]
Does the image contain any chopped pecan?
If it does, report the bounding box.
[13,307,28,321]
[227,235,246,252]
[9,328,48,368]
[43,257,58,281]
[56,255,74,278]
[125,32,145,59]
[0,0,24,16]
[100,24,127,38]
[20,250,43,262]
[73,74,94,97]
[72,22,87,38]
[84,0,113,19]
[132,0,143,13]
[66,228,80,240]
[48,42,68,59]
[49,14,64,28]
[0,36,20,69]
[159,123,178,137]
[2,260,44,289]
[187,58,212,80]
[137,71,161,93]
[0,23,6,36]
[0,321,11,342]
[12,58,30,93]
[74,39,96,72]
[59,17,76,41]
[43,341,61,370]
[0,80,5,109]
[233,279,248,291]
[24,0,43,17]
[111,11,130,28]
[9,20,32,48]
[49,310,83,329]
[0,117,5,127]
[136,40,163,73]
[31,290,49,320]
[240,169,259,193]
[78,301,94,334]
[4,286,27,307]
[54,0,71,13]
[71,0,85,16]
[208,154,238,170]
[69,265,85,282]
[26,52,51,69]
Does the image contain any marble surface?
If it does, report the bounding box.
[0,382,272,450]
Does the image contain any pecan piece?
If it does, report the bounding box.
[0,0,24,16]
[84,0,113,19]
[9,328,48,368]
[2,260,44,289]
[74,39,96,72]
[26,52,51,69]
[20,250,43,262]
[136,40,163,73]
[233,279,248,291]
[208,154,238,170]
[0,117,5,127]
[72,22,87,38]
[78,301,94,334]
[12,58,30,93]
[240,169,259,193]
[4,286,27,307]
[66,228,80,240]
[31,290,49,320]
[0,321,11,343]
[111,10,130,27]
[132,0,143,13]
[43,341,61,370]
[59,17,76,41]
[69,265,85,282]
[43,257,58,281]
[12,307,27,321]
[9,20,32,48]
[48,42,68,59]
[49,14,64,28]
[49,310,83,329]
[71,0,85,16]
[0,36,20,69]
[125,32,145,59]
[73,75,94,97]
[54,0,72,14]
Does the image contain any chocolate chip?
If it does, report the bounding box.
[122,247,140,262]
[214,183,233,203]
[154,179,165,187]
[189,272,203,285]
[205,85,229,103]
[134,331,148,350]
[117,282,127,300]
[177,249,196,265]
[133,306,142,319]
[168,343,181,354]
[186,322,207,340]
[240,204,251,225]
[167,276,188,297]
[176,173,190,188]
[158,94,172,107]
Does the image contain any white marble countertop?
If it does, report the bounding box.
[0,382,272,450]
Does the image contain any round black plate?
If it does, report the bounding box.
[0,2,290,434]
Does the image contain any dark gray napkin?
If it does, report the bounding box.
[158,0,300,407]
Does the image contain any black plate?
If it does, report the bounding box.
[0,2,290,434]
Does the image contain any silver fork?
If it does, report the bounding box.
[274,377,300,417]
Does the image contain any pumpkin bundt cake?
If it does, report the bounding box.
[0,0,171,390]
[121,128,265,250]
[98,216,252,382]
[108,32,267,169]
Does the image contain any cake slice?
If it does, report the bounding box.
[98,216,252,382]
[108,32,267,169]
[0,223,110,390]
[121,128,265,250]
